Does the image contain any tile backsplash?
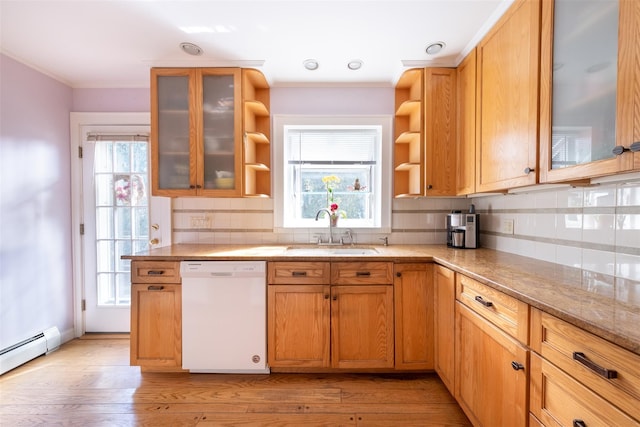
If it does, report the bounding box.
[171,180,640,281]
[472,180,640,281]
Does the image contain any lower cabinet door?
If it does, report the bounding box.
[267,284,331,368]
[530,353,638,427]
[331,285,394,369]
[130,283,182,369]
[456,302,528,427]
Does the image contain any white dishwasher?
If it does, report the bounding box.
[180,261,269,373]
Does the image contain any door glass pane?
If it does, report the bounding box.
[202,73,236,190]
[94,140,149,307]
[551,0,618,169]
[157,75,191,189]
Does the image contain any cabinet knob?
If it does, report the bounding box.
[189,185,196,189]
[511,361,524,371]
[612,145,629,155]
[332,296,337,301]
[149,238,159,245]
[630,141,640,152]
[396,272,402,277]
[573,420,587,427]
[474,295,493,307]
[324,294,330,300]
[427,184,433,190]
[524,167,535,174]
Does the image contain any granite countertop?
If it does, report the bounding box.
[124,244,640,356]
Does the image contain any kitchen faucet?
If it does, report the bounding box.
[315,208,341,245]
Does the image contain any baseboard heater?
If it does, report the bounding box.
[0,327,61,375]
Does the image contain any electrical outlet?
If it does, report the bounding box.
[190,215,212,229]
[502,219,514,235]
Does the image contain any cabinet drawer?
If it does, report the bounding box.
[456,274,529,343]
[331,262,393,285]
[131,261,181,284]
[530,352,638,426]
[531,308,640,421]
[268,262,330,285]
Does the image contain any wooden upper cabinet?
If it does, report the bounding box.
[425,68,457,196]
[456,49,477,196]
[539,0,640,182]
[394,67,457,197]
[394,68,424,197]
[242,68,271,197]
[476,0,541,192]
[151,67,271,198]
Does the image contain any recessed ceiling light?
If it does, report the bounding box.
[425,42,445,55]
[347,60,363,70]
[180,42,203,56]
[303,59,319,71]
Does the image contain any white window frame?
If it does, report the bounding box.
[273,115,392,233]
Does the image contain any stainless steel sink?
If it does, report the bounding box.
[285,247,378,256]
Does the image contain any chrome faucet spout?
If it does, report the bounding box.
[315,208,336,244]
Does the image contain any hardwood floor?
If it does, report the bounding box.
[0,336,471,426]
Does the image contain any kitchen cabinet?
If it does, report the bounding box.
[394,263,434,370]
[267,262,331,368]
[455,274,529,426]
[456,49,477,196]
[151,67,271,197]
[433,264,455,394]
[475,0,541,192]
[130,261,183,371]
[539,0,640,183]
[394,67,457,197]
[267,261,394,370]
[394,68,423,197]
[530,308,640,425]
[242,68,271,197]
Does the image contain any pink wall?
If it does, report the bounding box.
[73,88,150,112]
[0,54,75,348]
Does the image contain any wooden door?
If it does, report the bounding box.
[434,264,455,394]
[394,263,434,370]
[130,283,182,369]
[331,285,394,369]
[425,68,457,196]
[455,302,528,427]
[476,0,541,192]
[267,284,330,368]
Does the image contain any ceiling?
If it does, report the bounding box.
[0,0,513,88]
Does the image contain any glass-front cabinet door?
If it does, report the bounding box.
[200,68,242,196]
[151,68,241,196]
[539,0,640,183]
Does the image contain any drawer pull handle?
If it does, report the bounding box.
[511,361,524,371]
[474,295,493,307]
[148,285,165,291]
[356,272,371,277]
[292,271,307,277]
[573,420,586,427]
[147,270,165,275]
[573,352,617,379]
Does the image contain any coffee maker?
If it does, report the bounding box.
[446,205,480,249]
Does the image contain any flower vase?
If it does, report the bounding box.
[330,215,339,227]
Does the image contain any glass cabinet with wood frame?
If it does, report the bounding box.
[539,0,640,183]
[151,67,242,197]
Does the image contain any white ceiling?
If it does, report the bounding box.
[0,0,513,88]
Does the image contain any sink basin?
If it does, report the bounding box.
[285,247,378,256]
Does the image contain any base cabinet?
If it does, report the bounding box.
[130,261,182,370]
[456,302,529,426]
[434,264,455,393]
[394,263,434,370]
[267,261,395,370]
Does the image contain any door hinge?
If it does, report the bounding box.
[80,223,85,235]
[78,146,83,158]
[81,299,86,311]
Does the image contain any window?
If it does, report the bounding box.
[274,116,392,231]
